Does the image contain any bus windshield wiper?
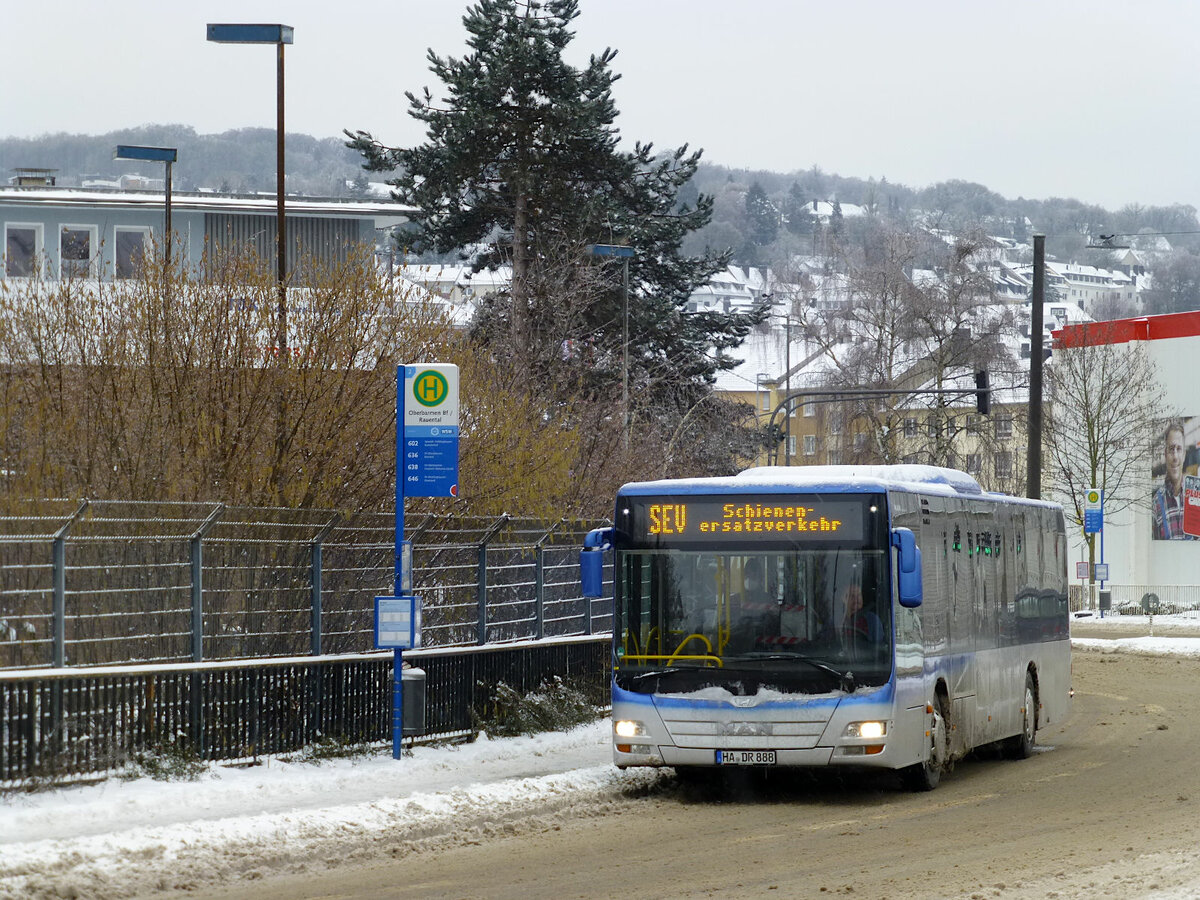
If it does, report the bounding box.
[736,652,856,692]
[628,668,673,685]
[626,664,717,688]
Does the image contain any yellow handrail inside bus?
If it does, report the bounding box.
[671,632,714,661]
[717,572,732,655]
[623,629,640,658]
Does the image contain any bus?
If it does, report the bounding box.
[580,465,1071,790]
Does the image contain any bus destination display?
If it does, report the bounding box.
[626,495,866,544]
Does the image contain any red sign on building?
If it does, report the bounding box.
[1184,475,1200,538]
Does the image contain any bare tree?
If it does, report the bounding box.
[0,242,684,521]
[0,245,454,510]
[785,223,1018,480]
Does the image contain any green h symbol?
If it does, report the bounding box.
[414,371,448,407]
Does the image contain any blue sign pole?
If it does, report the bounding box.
[393,365,406,760]
[1099,489,1106,590]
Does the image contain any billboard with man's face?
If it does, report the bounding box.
[1151,416,1200,540]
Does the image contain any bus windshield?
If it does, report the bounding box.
[614,546,891,694]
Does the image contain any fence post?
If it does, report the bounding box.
[186,505,223,760]
[50,500,90,668]
[535,547,545,641]
[51,538,65,668]
[310,515,339,657]
[476,515,510,645]
[189,504,226,663]
[476,542,487,645]
[534,521,561,641]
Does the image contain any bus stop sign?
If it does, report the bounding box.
[1084,488,1103,534]
[400,364,460,498]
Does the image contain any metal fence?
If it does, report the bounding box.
[0,636,612,785]
[0,500,613,670]
[1069,582,1200,615]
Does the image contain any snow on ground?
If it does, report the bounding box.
[0,720,666,899]
[1,614,1199,899]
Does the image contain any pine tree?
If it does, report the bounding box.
[829,199,845,237]
[346,0,759,404]
[744,181,778,251]
[784,182,815,237]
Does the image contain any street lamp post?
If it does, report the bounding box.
[208,23,294,501]
[755,372,773,466]
[113,145,177,267]
[206,23,293,354]
[586,243,635,449]
[767,308,796,466]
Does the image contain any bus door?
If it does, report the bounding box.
[889,491,925,681]
[947,497,977,752]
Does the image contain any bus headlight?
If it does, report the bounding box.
[844,721,887,739]
[614,720,647,738]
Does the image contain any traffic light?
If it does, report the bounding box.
[974,370,991,415]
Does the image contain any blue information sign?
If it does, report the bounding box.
[374,595,422,649]
[400,365,460,498]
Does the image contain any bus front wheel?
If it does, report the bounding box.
[902,702,946,792]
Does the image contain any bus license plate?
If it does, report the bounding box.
[716,750,776,766]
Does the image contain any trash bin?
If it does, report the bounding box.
[402,667,426,736]
[1098,590,1111,612]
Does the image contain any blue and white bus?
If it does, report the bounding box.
[581,465,1071,790]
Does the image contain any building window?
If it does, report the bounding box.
[803,403,816,418]
[829,412,843,435]
[5,224,42,277]
[787,434,797,457]
[828,450,842,465]
[60,225,97,279]
[995,451,1012,477]
[966,414,981,435]
[115,227,151,279]
[966,453,982,474]
[995,415,1013,439]
[903,417,917,438]
[803,434,816,456]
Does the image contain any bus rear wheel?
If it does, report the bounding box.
[1003,673,1038,760]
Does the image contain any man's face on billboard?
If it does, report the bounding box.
[1165,427,1185,490]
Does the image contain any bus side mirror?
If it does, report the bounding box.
[581,527,613,599]
[891,527,923,608]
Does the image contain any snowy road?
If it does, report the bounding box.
[4,615,1200,899]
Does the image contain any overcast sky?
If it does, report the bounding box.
[4,0,1199,212]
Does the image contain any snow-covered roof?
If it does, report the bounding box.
[1047,261,1133,285]
[0,186,412,228]
[397,264,512,301]
[806,200,865,219]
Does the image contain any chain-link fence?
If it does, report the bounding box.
[0,500,612,669]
